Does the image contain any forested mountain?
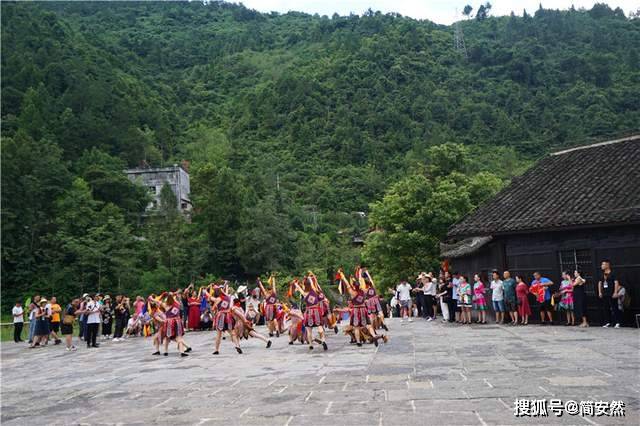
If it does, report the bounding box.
[2,1,639,307]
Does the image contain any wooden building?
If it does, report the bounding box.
[442,135,640,325]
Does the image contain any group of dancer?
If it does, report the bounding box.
[68,266,392,356]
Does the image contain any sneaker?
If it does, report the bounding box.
[614,323,620,328]
[266,340,272,348]
[426,317,433,322]
[71,346,77,351]
[408,318,413,323]
[180,353,189,357]
[603,323,610,328]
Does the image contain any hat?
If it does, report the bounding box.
[39,298,48,304]
[104,295,111,300]
[82,293,89,298]
[236,285,247,295]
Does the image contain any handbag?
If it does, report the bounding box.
[63,314,75,325]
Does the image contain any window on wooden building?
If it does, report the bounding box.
[558,249,594,294]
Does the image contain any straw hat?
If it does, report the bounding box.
[39,298,48,305]
[236,285,247,295]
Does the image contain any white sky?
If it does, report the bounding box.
[239,0,639,24]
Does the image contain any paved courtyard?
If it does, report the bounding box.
[1,319,638,425]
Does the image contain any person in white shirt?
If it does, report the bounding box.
[490,271,505,324]
[396,279,413,322]
[12,301,24,343]
[423,277,437,321]
[85,295,101,348]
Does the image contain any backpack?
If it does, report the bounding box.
[622,287,631,310]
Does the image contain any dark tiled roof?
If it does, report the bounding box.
[448,135,640,238]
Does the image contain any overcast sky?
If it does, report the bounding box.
[239,0,638,24]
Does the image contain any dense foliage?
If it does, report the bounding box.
[2,1,639,307]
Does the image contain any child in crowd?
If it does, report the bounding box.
[559,271,575,326]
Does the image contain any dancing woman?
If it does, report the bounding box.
[162,293,189,357]
[294,274,328,351]
[210,284,242,355]
[149,300,167,356]
[231,297,272,348]
[257,275,279,337]
[345,276,386,346]
[286,303,306,345]
[358,267,388,332]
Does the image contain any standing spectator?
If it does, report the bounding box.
[396,278,413,322]
[558,271,575,326]
[515,275,531,325]
[450,272,461,323]
[85,295,101,348]
[12,301,24,343]
[113,295,129,341]
[101,296,114,339]
[458,275,472,324]
[423,275,437,321]
[572,269,589,327]
[490,271,505,324]
[187,290,201,331]
[78,293,89,340]
[437,278,450,322]
[48,296,62,345]
[62,298,82,351]
[472,274,487,324]
[531,272,554,325]
[133,296,145,317]
[413,273,426,318]
[445,272,456,323]
[502,271,518,325]
[611,282,626,328]
[30,299,50,348]
[27,295,41,344]
[597,260,619,328]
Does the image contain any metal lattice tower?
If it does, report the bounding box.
[454,20,467,58]
[454,17,467,59]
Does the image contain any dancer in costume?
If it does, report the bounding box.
[150,299,167,356]
[232,296,272,348]
[161,293,189,357]
[340,274,387,346]
[210,283,242,355]
[257,275,280,337]
[286,303,306,345]
[357,266,388,332]
[294,273,328,351]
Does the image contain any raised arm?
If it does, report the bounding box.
[256,278,267,297]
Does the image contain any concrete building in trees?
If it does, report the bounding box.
[125,164,192,214]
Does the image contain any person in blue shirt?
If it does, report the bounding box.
[531,272,554,325]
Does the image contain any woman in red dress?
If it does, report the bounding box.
[515,274,531,325]
[187,290,201,331]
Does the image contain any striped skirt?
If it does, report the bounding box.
[264,303,276,321]
[350,306,370,327]
[365,296,382,314]
[304,306,323,327]
[165,317,184,340]
[214,311,235,332]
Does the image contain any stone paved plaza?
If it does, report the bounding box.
[1,319,638,425]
